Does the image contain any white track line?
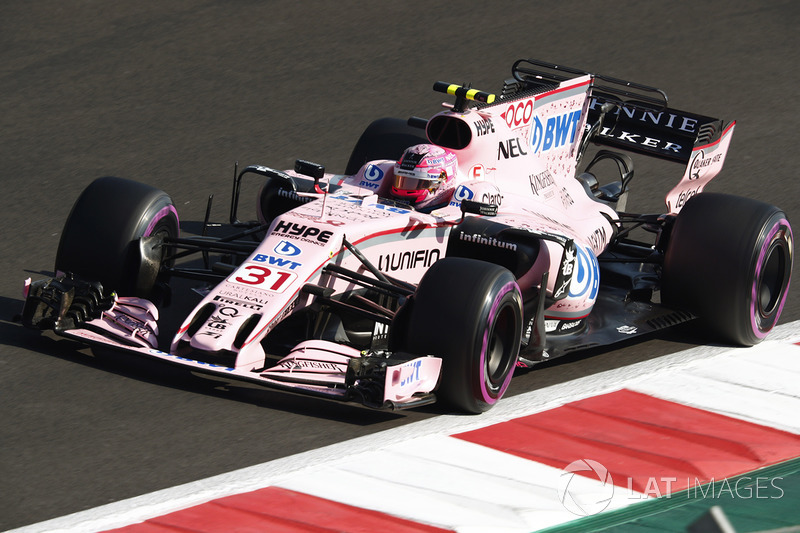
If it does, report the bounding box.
[9,320,800,533]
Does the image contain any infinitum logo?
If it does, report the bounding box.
[557,459,615,516]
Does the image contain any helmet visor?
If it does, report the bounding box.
[394,171,445,192]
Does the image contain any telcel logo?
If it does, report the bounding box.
[531,110,582,153]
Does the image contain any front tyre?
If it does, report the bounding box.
[55,176,179,297]
[399,258,523,413]
[662,193,792,345]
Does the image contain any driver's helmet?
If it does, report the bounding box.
[391,144,459,209]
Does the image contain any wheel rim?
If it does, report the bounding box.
[757,238,790,318]
[485,302,518,391]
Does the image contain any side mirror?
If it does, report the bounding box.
[295,160,326,193]
[295,159,325,179]
[461,199,498,217]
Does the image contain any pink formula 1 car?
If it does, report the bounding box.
[21,59,793,413]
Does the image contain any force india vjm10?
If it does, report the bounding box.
[21,59,793,413]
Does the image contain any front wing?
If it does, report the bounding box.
[22,277,442,410]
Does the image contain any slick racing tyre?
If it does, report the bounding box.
[399,257,523,413]
[662,193,792,346]
[344,117,428,175]
[55,176,179,297]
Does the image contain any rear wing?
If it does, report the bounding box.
[506,59,736,212]
[507,59,733,165]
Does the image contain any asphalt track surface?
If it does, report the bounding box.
[1,1,798,530]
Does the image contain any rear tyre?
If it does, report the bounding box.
[398,257,523,413]
[55,176,179,297]
[662,193,792,345]
[344,117,428,175]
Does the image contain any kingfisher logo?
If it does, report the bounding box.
[531,110,582,153]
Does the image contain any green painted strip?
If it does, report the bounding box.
[536,456,800,533]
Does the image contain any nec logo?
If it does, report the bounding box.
[531,110,582,154]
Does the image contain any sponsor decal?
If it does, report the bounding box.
[398,150,425,170]
[112,313,144,331]
[498,138,528,159]
[272,220,333,245]
[278,188,314,203]
[568,245,599,300]
[501,98,535,128]
[273,240,302,257]
[586,226,608,255]
[378,248,441,272]
[469,164,485,180]
[598,127,682,153]
[617,325,637,335]
[588,98,699,133]
[675,186,701,209]
[363,164,384,182]
[213,295,263,311]
[554,246,577,299]
[229,263,297,292]
[450,185,475,207]
[358,180,379,189]
[688,149,723,180]
[277,359,343,372]
[205,314,231,330]
[253,253,302,270]
[217,306,239,317]
[531,110,582,154]
[218,289,269,302]
[458,232,518,251]
[529,170,555,196]
[372,321,389,343]
[474,118,495,137]
[481,192,503,206]
[399,359,423,387]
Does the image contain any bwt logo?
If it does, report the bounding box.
[449,185,474,206]
[274,240,301,257]
[363,164,384,182]
[531,110,582,154]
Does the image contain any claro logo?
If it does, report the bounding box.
[531,110,582,154]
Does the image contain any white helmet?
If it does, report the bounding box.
[391,144,459,210]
